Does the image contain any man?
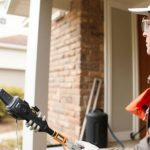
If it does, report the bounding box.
[128,5,150,56]
[76,4,150,150]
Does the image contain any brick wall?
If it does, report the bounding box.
[80,0,104,120]
[48,0,104,142]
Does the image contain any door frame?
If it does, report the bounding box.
[104,0,139,140]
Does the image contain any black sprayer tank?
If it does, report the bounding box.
[85,109,108,148]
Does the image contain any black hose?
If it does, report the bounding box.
[107,123,125,148]
[130,126,146,140]
[47,144,62,148]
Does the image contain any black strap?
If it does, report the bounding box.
[148,136,150,145]
[147,107,150,128]
[146,107,150,145]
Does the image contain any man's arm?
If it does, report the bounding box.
[133,136,150,150]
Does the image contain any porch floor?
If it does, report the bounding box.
[46,140,139,150]
[108,139,139,148]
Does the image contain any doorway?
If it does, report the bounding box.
[104,1,134,141]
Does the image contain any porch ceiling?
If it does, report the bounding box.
[5,0,149,17]
[5,0,71,17]
[112,0,148,7]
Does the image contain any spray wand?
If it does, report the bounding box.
[0,88,82,150]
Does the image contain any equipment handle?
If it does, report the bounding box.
[0,89,14,105]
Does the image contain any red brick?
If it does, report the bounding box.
[48,0,104,142]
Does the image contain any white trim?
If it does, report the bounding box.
[0,43,26,51]
[0,66,25,71]
[131,14,140,136]
[104,0,112,125]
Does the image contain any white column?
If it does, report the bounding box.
[22,0,52,150]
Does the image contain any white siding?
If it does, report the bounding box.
[0,45,26,89]
[0,69,25,89]
[0,47,26,70]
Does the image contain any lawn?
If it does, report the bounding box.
[0,117,22,149]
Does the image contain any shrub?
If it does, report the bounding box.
[0,138,22,149]
[0,85,24,120]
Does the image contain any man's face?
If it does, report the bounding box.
[143,13,150,55]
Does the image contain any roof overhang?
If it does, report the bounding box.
[5,0,71,17]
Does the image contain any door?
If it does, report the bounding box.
[104,1,134,141]
[111,7,133,140]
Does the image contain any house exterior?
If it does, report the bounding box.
[1,0,150,150]
[0,35,27,89]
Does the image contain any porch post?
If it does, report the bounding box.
[22,0,52,150]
